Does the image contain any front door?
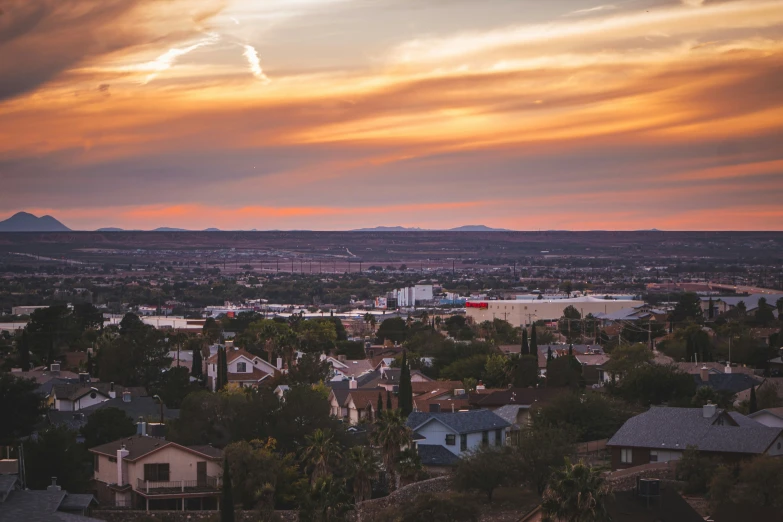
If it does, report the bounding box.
[197,462,206,487]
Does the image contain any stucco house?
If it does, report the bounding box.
[205,347,279,391]
[89,435,223,511]
[606,404,783,471]
[406,409,511,469]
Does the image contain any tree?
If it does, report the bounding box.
[521,328,530,355]
[221,346,229,388]
[0,373,44,444]
[25,426,91,492]
[483,354,511,388]
[95,315,170,388]
[612,364,696,406]
[777,297,783,318]
[541,458,612,522]
[546,355,582,389]
[286,353,332,386]
[23,305,81,364]
[377,392,383,415]
[604,343,653,378]
[16,330,31,371]
[515,425,576,495]
[708,297,715,320]
[301,429,341,485]
[216,347,225,390]
[750,386,758,413]
[671,292,703,323]
[755,298,775,326]
[298,477,353,522]
[204,317,222,343]
[531,324,538,354]
[80,407,135,448]
[676,446,718,494]
[345,446,379,503]
[222,455,236,522]
[533,391,636,443]
[376,317,407,344]
[440,354,488,383]
[152,366,197,409]
[398,351,413,416]
[737,455,783,507]
[453,445,514,501]
[224,438,302,510]
[191,338,204,379]
[371,409,412,490]
[512,354,539,388]
[386,390,392,410]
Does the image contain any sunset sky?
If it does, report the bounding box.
[1,0,782,231]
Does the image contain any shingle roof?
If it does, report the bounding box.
[0,489,104,522]
[470,387,563,408]
[89,434,223,461]
[607,407,783,454]
[58,494,96,512]
[407,409,511,434]
[694,373,759,394]
[48,397,179,430]
[0,475,17,497]
[417,445,460,467]
[492,404,528,426]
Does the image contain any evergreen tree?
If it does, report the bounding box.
[750,386,758,414]
[220,347,229,389]
[521,328,529,356]
[192,344,203,379]
[221,456,235,522]
[398,351,413,416]
[531,324,538,354]
[377,392,383,416]
[708,297,714,319]
[547,347,553,362]
[386,390,392,410]
[216,347,225,390]
[17,331,30,372]
[568,344,573,356]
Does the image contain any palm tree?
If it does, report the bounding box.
[301,429,341,485]
[370,409,412,490]
[345,446,380,503]
[300,477,353,522]
[541,458,612,522]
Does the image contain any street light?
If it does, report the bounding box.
[153,395,164,424]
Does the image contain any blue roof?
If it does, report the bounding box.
[417,445,460,467]
[694,373,758,394]
[407,409,510,434]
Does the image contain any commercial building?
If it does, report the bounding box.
[465,296,643,327]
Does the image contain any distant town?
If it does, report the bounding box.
[1,231,783,522]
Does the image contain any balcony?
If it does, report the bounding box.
[136,475,220,495]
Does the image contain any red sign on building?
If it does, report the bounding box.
[466,302,488,309]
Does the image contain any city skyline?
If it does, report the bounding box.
[2,0,782,231]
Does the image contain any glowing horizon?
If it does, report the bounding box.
[2,0,782,231]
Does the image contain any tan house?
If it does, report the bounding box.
[89,435,223,511]
[205,347,279,391]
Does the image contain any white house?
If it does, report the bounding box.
[89,434,223,511]
[405,409,511,468]
[51,384,112,411]
[205,347,279,391]
[321,354,375,381]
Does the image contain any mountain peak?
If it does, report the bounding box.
[0,212,71,232]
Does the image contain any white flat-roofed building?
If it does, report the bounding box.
[465,296,644,327]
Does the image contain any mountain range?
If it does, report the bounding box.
[0,212,511,232]
[0,212,71,232]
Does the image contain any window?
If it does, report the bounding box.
[144,463,170,482]
[495,429,502,446]
[445,434,456,446]
[620,449,632,464]
[460,434,467,451]
[649,451,658,462]
[482,431,489,446]
[108,456,117,463]
[236,362,247,372]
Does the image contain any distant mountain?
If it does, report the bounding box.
[152,227,188,232]
[351,224,509,232]
[449,225,509,232]
[203,228,221,232]
[96,227,125,232]
[0,212,71,232]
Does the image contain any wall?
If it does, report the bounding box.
[765,433,783,456]
[603,462,678,491]
[610,447,651,470]
[466,299,644,327]
[415,421,504,456]
[350,475,450,522]
[92,510,299,522]
[75,392,110,411]
[130,446,222,488]
[94,454,120,486]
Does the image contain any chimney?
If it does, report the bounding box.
[136,419,147,436]
[109,382,116,399]
[338,354,347,362]
[700,366,709,382]
[117,445,130,485]
[50,363,60,373]
[47,477,61,491]
[429,403,441,413]
[476,381,485,391]
[276,357,283,370]
[724,364,732,374]
[349,377,357,390]
[703,402,717,418]
[122,390,131,403]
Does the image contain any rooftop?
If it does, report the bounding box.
[407,409,510,434]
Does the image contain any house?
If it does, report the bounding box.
[48,394,179,432]
[406,409,510,468]
[89,435,223,511]
[700,294,783,318]
[606,405,783,470]
[469,387,563,411]
[536,345,605,375]
[50,383,146,412]
[748,407,783,428]
[376,368,433,391]
[205,347,278,391]
[322,355,374,381]
[0,474,100,522]
[330,387,399,425]
[9,364,80,385]
[692,366,760,396]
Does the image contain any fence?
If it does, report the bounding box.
[137,476,219,493]
[576,439,608,454]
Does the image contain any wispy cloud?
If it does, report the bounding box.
[565,4,617,17]
[242,44,272,84]
[129,32,221,84]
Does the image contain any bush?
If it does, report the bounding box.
[676,446,719,495]
[376,492,480,522]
